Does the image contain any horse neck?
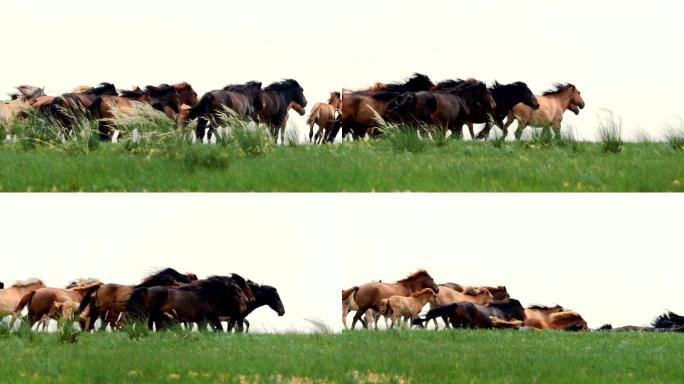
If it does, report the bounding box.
[413,293,431,307]
[491,87,519,115]
[397,280,422,294]
[553,88,575,109]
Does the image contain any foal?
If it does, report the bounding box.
[380,288,437,329]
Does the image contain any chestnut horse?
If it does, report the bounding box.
[351,269,439,330]
[79,268,197,331]
[257,79,307,144]
[342,286,380,330]
[0,278,45,316]
[441,283,510,301]
[504,83,585,140]
[524,311,588,331]
[308,92,342,144]
[337,73,434,140]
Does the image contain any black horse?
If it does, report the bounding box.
[0,281,4,289]
[226,281,285,332]
[48,83,118,130]
[474,81,540,139]
[126,275,252,331]
[189,81,263,140]
[258,79,307,144]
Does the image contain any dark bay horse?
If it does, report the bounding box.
[420,299,525,329]
[125,275,252,331]
[49,83,118,129]
[224,281,285,332]
[257,79,308,144]
[350,269,439,330]
[78,267,197,331]
[89,87,151,140]
[474,81,540,139]
[189,81,263,140]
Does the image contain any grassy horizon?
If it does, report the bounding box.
[0,138,683,192]
[0,329,682,383]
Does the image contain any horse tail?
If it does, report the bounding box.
[125,287,148,320]
[341,286,358,300]
[88,96,104,119]
[14,290,36,314]
[79,284,100,313]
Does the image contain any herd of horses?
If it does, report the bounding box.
[0,268,285,332]
[342,270,684,332]
[1,73,585,145]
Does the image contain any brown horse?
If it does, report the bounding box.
[190,81,263,141]
[524,311,588,331]
[49,83,118,129]
[428,285,495,329]
[14,281,101,329]
[0,278,45,316]
[351,269,439,330]
[379,288,438,329]
[337,74,435,140]
[257,79,307,144]
[89,87,152,140]
[441,283,510,301]
[307,93,341,144]
[173,82,199,108]
[504,83,585,140]
[78,268,198,331]
[342,286,380,330]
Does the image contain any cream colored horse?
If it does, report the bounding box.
[0,278,46,316]
[379,288,438,329]
[504,83,585,140]
[308,92,342,144]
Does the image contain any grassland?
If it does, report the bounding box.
[0,329,682,383]
[0,137,683,192]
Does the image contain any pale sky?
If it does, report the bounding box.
[1,195,682,330]
[2,1,683,140]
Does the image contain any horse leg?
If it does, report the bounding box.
[514,120,526,141]
[553,123,562,140]
[351,309,368,330]
[468,122,476,140]
[476,122,493,140]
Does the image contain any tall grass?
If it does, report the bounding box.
[597,110,624,153]
[664,119,684,151]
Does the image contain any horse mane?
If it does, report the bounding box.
[433,79,467,91]
[72,85,92,93]
[264,79,301,92]
[10,278,43,288]
[411,287,436,297]
[92,82,117,95]
[550,311,584,322]
[490,299,523,312]
[653,311,684,329]
[382,73,433,93]
[397,269,432,283]
[223,81,262,93]
[65,278,102,289]
[542,83,575,96]
[527,304,565,311]
[138,268,194,287]
[145,84,176,96]
[120,87,147,98]
[15,85,45,100]
[173,82,193,91]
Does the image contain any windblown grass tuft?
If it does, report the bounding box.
[597,110,624,153]
[665,119,684,151]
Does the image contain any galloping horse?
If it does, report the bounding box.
[350,269,440,330]
[474,81,540,139]
[257,79,307,144]
[78,268,197,331]
[504,83,585,140]
[89,87,151,140]
[524,311,588,331]
[308,92,342,144]
[13,279,102,329]
[342,285,380,330]
[0,278,45,317]
[428,285,494,329]
[49,83,118,130]
[224,281,285,332]
[441,283,510,301]
[337,73,434,140]
[421,299,526,329]
[190,81,263,140]
[379,288,437,329]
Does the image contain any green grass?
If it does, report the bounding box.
[0,330,682,383]
[1,137,683,191]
